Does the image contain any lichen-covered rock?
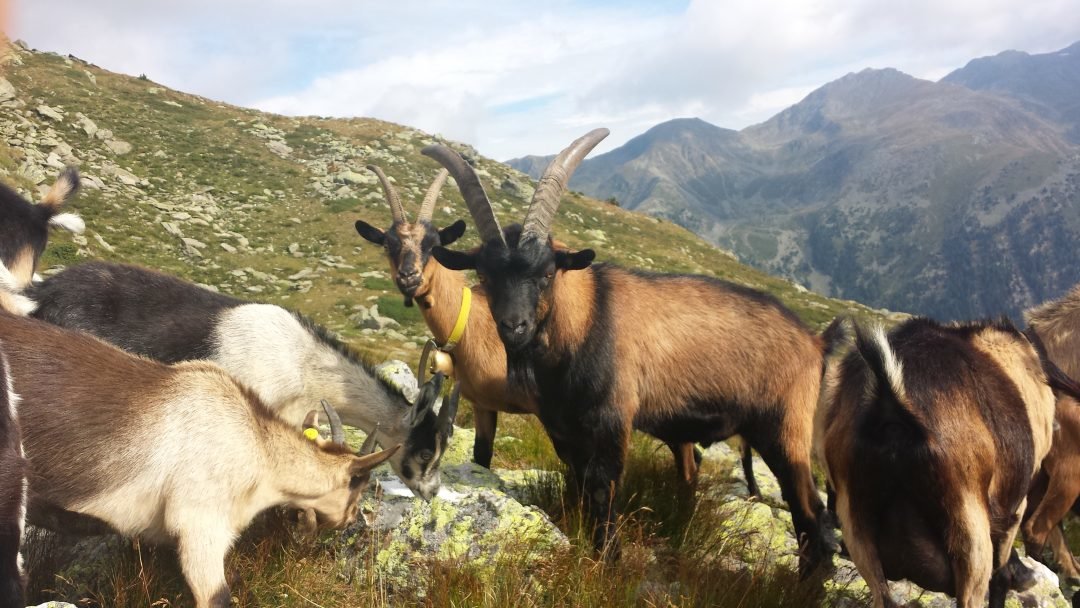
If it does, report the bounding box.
[27,602,78,608]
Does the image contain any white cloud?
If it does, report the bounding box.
[11,0,1079,160]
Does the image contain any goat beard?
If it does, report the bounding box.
[505,344,541,397]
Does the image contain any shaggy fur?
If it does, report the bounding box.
[818,318,1057,608]
[29,261,449,499]
[0,310,397,608]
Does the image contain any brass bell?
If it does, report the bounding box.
[429,349,455,378]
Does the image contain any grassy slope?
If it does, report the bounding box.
[4,42,893,607]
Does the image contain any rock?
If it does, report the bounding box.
[287,268,314,281]
[288,242,302,257]
[100,163,140,186]
[181,238,207,256]
[333,170,376,186]
[160,222,183,238]
[358,304,400,331]
[0,77,14,102]
[74,113,98,137]
[153,149,167,158]
[220,242,237,254]
[266,140,292,157]
[104,139,133,155]
[35,105,64,121]
[28,602,79,607]
[92,233,115,253]
[79,174,104,190]
[170,212,192,221]
[94,128,113,141]
[584,228,607,243]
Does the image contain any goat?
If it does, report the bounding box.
[0,167,83,315]
[1020,285,1080,580]
[355,165,720,488]
[817,317,1080,608]
[423,129,844,575]
[27,261,453,499]
[0,310,401,608]
[0,345,25,608]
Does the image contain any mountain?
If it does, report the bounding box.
[0,40,881,368]
[509,47,1080,320]
[943,41,1080,142]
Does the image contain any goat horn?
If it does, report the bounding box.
[421,145,505,246]
[366,165,406,224]
[359,423,381,455]
[417,169,449,222]
[522,128,609,241]
[320,399,346,445]
[437,381,461,440]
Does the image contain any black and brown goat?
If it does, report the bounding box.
[354,164,717,487]
[1020,285,1080,580]
[28,261,453,499]
[0,310,401,608]
[0,167,83,315]
[424,129,843,574]
[817,318,1080,608]
[0,345,25,608]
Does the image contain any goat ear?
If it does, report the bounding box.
[355,220,386,245]
[438,220,467,246]
[351,444,401,474]
[556,249,595,271]
[431,246,476,271]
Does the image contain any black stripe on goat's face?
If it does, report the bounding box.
[433,224,594,352]
[356,219,465,300]
[396,373,454,500]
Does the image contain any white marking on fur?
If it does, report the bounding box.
[31,273,43,284]
[3,352,27,575]
[48,212,86,234]
[0,262,38,315]
[871,325,906,401]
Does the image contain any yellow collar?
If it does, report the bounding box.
[443,286,471,351]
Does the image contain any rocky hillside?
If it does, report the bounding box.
[0,38,886,360]
[509,43,1080,320]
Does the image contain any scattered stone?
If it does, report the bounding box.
[333,170,376,186]
[0,77,15,102]
[35,105,63,121]
[170,212,192,221]
[84,70,96,85]
[160,222,183,238]
[584,228,608,243]
[266,140,292,157]
[153,149,167,158]
[288,242,302,257]
[94,128,113,141]
[75,113,98,137]
[288,268,314,281]
[92,233,115,253]
[100,163,140,186]
[220,242,237,254]
[181,238,206,256]
[104,139,133,155]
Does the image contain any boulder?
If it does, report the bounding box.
[103,139,133,155]
[0,77,15,102]
[35,105,63,121]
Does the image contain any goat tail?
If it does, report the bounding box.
[819,316,850,360]
[0,261,37,316]
[39,166,81,214]
[1022,327,1080,402]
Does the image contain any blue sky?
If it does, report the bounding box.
[11,0,1079,160]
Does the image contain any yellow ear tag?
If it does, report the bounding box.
[303,428,320,442]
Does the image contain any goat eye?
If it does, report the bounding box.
[420,449,434,462]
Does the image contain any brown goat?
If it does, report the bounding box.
[425,130,841,573]
[1022,285,1080,580]
[818,318,1069,608]
[356,165,725,487]
[0,167,82,314]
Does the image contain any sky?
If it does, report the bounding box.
[10,0,1079,160]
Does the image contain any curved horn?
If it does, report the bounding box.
[417,169,449,222]
[437,382,461,440]
[421,145,505,246]
[320,399,346,445]
[522,128,609,241]
[366,165,406,224]
[359,423,381,455]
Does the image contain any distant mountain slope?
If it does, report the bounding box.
[943,41,1080,142]
[509,51,1080,320]
[0,41,880,368]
